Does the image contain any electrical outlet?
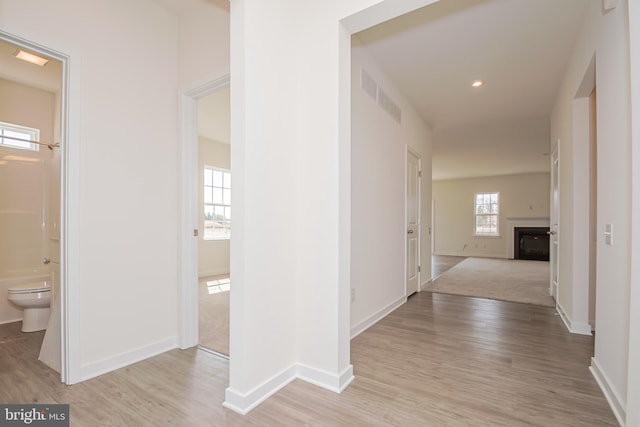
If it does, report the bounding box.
[351,288,355,302]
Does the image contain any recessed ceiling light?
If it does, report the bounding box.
[13,49,49,67]
[472,80,483,88]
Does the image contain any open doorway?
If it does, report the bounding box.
[196,87,231,356]
[0,33,66,378]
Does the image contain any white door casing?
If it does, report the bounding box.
[550,141,560,300]
[406,149,421,296]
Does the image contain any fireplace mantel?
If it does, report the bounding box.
[507,217,550,259]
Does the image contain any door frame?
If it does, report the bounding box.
[550,140,560,300]
[0,30,79,383]
[178,74,230,349]
[406,147,421,296]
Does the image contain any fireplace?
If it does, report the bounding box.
[514,227,550,261]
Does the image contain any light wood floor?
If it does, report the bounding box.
[0,292,616,426]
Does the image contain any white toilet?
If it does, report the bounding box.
[7,281,51,332]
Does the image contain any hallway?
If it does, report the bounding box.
[0,292,615,425]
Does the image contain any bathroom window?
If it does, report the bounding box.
[474,192,499,236]
[0,121,40,151]
[204,167,231,240]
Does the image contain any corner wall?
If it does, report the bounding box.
[550,1,632,422]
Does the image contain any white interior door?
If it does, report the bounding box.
[406,150,420,296]
[550,143,559,300]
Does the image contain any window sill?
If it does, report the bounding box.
[473,234,501,238]
[203,238,230,242]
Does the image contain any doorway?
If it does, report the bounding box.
[197,88,231,356]
[406,149,421,297]
[177,75,230,355]
[0,32,66,379]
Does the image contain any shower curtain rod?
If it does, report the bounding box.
[1,134,59,150]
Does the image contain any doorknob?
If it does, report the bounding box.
[547,230,556,235]
[407,229,414,234]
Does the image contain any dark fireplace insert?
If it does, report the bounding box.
[514,227,550,261]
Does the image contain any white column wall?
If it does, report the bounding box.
[226,0,443,412]
[626,0,640,425]
[550,1,632,422]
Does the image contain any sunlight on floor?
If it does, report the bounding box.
[206,278,230,294]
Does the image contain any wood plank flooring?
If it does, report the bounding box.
[0,292,616,426]
[432,255,467,279]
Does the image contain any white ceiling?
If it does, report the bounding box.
[356,0,591,180]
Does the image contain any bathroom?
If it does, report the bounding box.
[0,37,62,372]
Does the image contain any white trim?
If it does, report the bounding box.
[80,337,177,382]
[0,29,80,385]
[590,357,626,426]
[556,301,592,336]
[297,363,354,393]
[350,295,406,339]
[223,363,355,415]
[178,74,230,350]
[224,364,298,415]
[198,268,231,278]
[0,318,21,325]
[406,146,422,296]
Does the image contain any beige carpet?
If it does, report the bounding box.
[425,257,555,307]
[198,276,230,356]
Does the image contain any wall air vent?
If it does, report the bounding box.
[360,67,402,124]
[377,87,402,124]
[360,68,378,101]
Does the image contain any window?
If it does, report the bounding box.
[204,167,231,240]
[0,121,40,151]
[475,192,499,236]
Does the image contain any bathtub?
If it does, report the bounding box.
[0,274,50,325]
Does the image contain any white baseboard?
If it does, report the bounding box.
[297,363,354,393]
[350,296,406,339]
[223,362,354,415]
[80,337,177,382]
[434,251,507,259]
[556,301,592,335]
[198,268,230,278]
[224,364,298,415]
[420,279,432,290]
[590,357,626,426]
[0,317,21,325]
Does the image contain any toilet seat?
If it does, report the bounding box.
[8,283,50,294]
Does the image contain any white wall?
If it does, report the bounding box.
[0,0,181,380]
[550,0,632,422]
[350,39,432,337]
[0,78,56,323]
[177,1,230,90]
[198,137,230,277]
[433,173,550,258]
[226,0,441,414]
[627,1,640,425]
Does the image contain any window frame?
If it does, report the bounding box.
[203,166,231,241]
[474,192,500,237]
[0,121,40,152]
